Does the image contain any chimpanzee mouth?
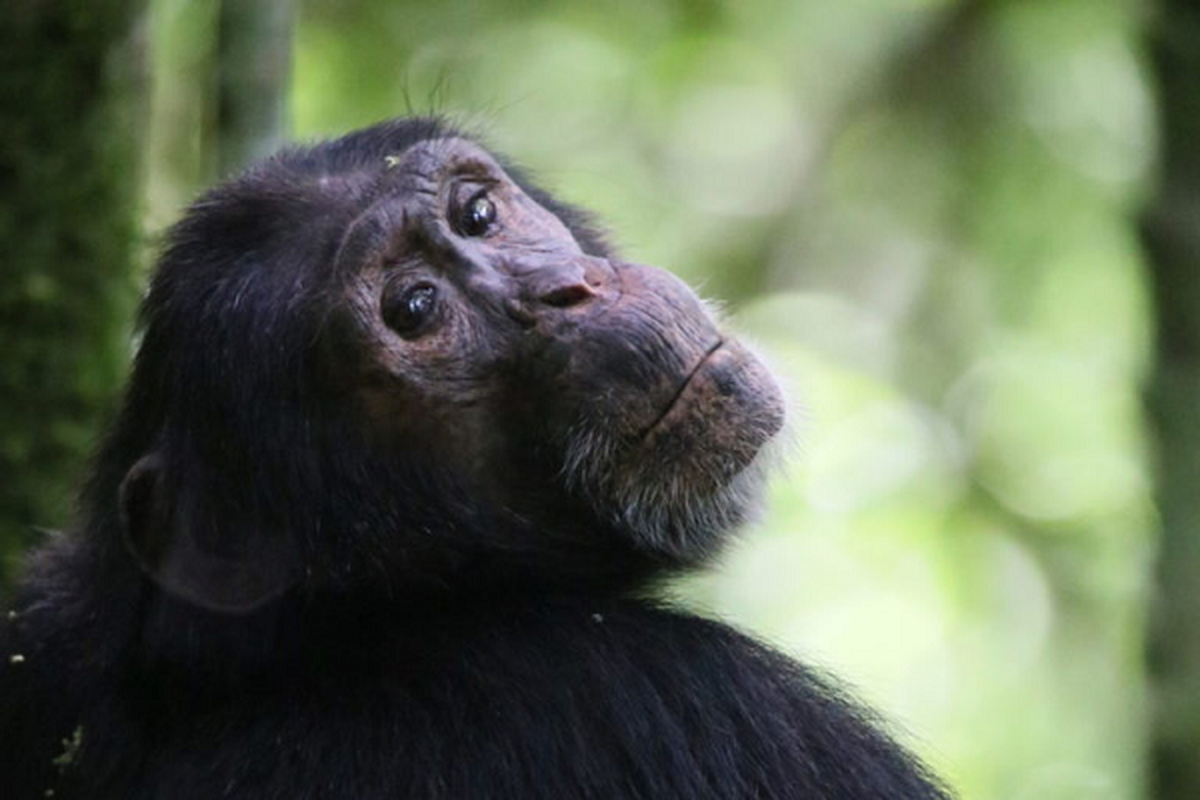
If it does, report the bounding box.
[639,338,726,442]
[634,336,784,483]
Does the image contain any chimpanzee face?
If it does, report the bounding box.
[331,138,784,558]
[117,125,783,612]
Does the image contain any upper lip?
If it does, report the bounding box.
[639,338,725,441]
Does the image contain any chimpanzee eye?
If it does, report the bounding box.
[459,192,496,237]
[382,281,439,336]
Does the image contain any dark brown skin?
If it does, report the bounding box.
[321,137,785,579]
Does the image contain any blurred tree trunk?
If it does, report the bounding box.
[1142,2,1200,798]
[0,0,149,584]
[216,0,293,176]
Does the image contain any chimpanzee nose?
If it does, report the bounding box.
[502,256,611,326]
[528,258,610,309]
[539,282,596,308]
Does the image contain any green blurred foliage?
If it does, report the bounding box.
[141,0,1156,797]
[0,1,148,579]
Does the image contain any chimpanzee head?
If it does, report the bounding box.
[105,118,784,612]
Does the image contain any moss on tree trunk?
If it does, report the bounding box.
[1142,1,1200,797]
[0,0,149,583]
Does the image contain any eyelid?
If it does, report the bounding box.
[450,179,496,211]
[465,185,491,205]
[449,182,500,238]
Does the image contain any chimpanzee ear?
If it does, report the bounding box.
[119,453,300,614]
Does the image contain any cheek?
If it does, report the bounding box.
[376,301,496,390]
[353,376,496,488]
[345,300,503,446]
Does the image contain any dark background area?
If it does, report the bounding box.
[2,1,1198,797]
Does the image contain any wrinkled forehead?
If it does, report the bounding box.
[379,137,506,199]
[330,136,579,282]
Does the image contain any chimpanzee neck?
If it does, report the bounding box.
[124,575,648,688]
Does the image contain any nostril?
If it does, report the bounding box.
[539,283,596,308]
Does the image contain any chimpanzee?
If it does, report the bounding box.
[0,117,948,799]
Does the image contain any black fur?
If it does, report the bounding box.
[0,118,949,799]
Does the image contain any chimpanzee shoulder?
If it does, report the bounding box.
[3,586,945,799]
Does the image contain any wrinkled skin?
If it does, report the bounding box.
[0,119,947,800]
[332,137,784,571]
